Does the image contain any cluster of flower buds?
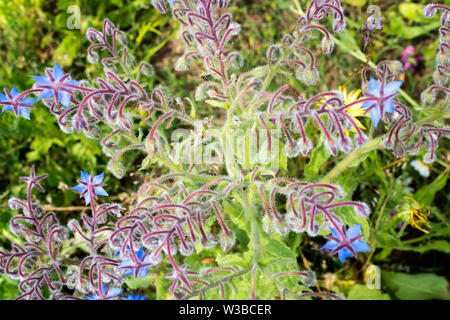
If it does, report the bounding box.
[421,4,449,105]
[359,60,449,164]
[66,171,124,298]
[256,88,369,159]
[257,178,370,238]
[0,18,198,180]
[0,167,70,300]
[172,0,242,107]
[109,174,241,296]
[281,0,346,86]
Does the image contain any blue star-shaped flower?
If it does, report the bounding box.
[123,294,148,300]
[86,284,122,300]
[320,224,371,263]
[117,247,153,278]
[361,77,403,128]
[31,62,80,108]
[71,171,108,205]
[0,86,37,120]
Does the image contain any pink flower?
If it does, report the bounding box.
[400,46,423,72]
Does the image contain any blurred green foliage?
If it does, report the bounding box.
[0,0,448,300]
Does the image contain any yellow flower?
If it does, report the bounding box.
[317,86,367,136]
[404,196,431,234]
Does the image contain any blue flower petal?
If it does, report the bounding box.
[71,184,86,193]
[31,75,52,86]
[360,100,374,110]
[384,81,403,96]
[346,224,362,239]
[80,171,90,182]
[94,172,104,184]
[21,97,37,106]
[351,240,371,252]
[138,267,148,278]
[38,89,54,100]
[338,247,352,263]
[107,288,123,297]
[0,93,8,101]
[53,63,65,82]
[64,79,80,87]
[329,227,341,239]
[118,259,134,269]
[370,107,381,128]
[320,240,338,251]
[58,91,71,108]
[136,247,145,260]
[95,187,108,197]
[19,107,30,120]
[84,193,91,206]
[168,0,175,7]
[385,99,395,113]
[2,105,14,113]
[11,86,20,98]
[368,77,381,96]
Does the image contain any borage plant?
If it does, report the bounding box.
[0,0,449,300]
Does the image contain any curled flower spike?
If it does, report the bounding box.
[361,77,403,128]
[0,86,37,120]
[86,284,122,300]
[71,171,109,205]
[31,62,80,109]
[320,224,371,263]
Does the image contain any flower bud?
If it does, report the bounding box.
[201,234,218,249]
[393,141,406,158]
[286,211,305,233]
[262,215,273,234]
[139,62,155,77]
[298,137,313,156]
[87,51,100,64]
[267,45,282,62]
[273,218,289,236]
[423,4,437,18]
[175,56,191,72]
[355,202,371,218]
[84,125,101,140]
[388,60,404,75]
[296,67,319,86]
[306,221,320,237]
[219,231,236,252]
[300,270,316,287]
[433,69,448,86]
[321,37,335,54]
[423,151,436,164]
[107,160,126,179]
[324,137,338,156]
[355,133,368,147]
[283,142,301,158]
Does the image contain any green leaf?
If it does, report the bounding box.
[392,240,450,254]
[205,99,229,109]
[399,3,425,23]
[124,274,155,290]
[304,135,329,180]
[415,167,449,207]
[381,271,450,300]
[342,0,366,7]
[347,284,390,300]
